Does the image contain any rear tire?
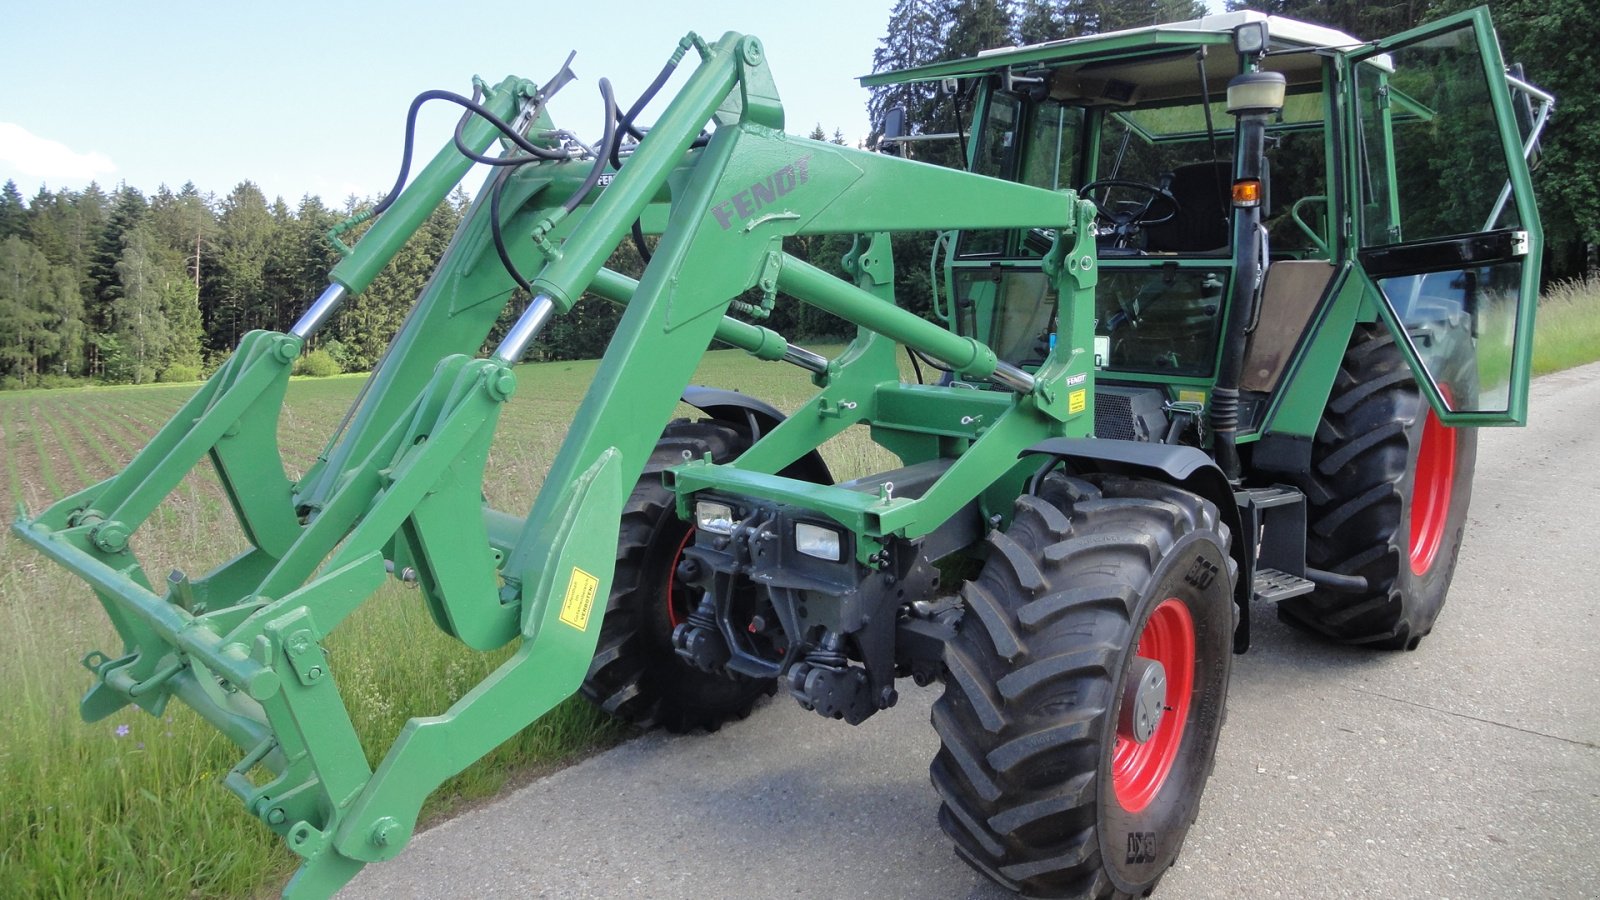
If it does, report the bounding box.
[580,419,775,733]
[932,474,1235,898]
[1279,323,1477,650]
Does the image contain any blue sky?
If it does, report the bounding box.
[0,1,895,204]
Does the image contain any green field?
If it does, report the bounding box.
[0,345,902,899]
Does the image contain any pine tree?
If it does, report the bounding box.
[43,264,86,377]
[148,182,216,292]
[0,181,26,240]
[0,236,61,384]
[868,0,949,139]
[210,181,278,349]
[108,226,178,383]
[944,0,1013,60]
[90,186,149,313]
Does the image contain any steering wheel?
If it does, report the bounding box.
[1080,179,1180,249]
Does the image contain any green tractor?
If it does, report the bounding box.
[13,7,1547,898]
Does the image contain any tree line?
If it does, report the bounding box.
[0,122,861,390]
[0,179,459,388]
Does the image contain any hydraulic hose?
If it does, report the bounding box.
[562,78,618,213]
[374,88,576,217]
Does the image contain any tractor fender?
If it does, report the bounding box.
[681,385,833,485]
[1019,438,1252,651]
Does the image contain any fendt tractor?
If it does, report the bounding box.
[14,7,1548,898]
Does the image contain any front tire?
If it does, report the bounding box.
[932,474,1235,898]
[1280,323,1477,650]
[580,419,775,733]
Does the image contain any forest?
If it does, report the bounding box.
[0,0,1591,389]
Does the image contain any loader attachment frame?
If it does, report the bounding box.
[14,31,1100,898]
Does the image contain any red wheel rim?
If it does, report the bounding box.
[664,527,695,630]
[1112,598,1195,813]
[1408,406,1457,576]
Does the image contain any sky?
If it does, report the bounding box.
[0,0,896,205]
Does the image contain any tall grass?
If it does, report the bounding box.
[1533,275,1600,375]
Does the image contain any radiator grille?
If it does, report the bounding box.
[1094,390,1137,441]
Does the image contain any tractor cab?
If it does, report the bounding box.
[866,7,1550,430]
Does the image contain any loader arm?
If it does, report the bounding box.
[14,30,1097,898]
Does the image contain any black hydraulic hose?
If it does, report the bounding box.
[375,88,572,216]
[563,78,618,213]
[610,58,680,170]
[911,347,954,374]
[489,167,535,296]
[905,346,925,384]
[631,219,652,264]
[488,77,619,288]
[611,57,682,261]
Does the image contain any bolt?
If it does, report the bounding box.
[267,808,287,825]
[92,521,130,553]
[275,340,299,363]
[742,38,764,66]
[371,816,401,847]
[306,666,324,682]
[284,631,312,656]
[487,369,517,401]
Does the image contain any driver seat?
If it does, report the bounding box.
[1143,161,1234,254]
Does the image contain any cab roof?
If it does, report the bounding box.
[858,11,1369,98]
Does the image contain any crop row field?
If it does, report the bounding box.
[0,346,885,898]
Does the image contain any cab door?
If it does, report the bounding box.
[1342,7,1545,425]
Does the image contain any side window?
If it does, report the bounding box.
[972,92,1021,181]
[962,93,1023,256]
[1020,101,1083,191]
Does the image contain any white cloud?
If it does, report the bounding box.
[0,122,117,180]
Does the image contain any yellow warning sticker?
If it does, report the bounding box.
[1178,389,1207,405]
[1068,389,1087,415]
[558,567,600,631]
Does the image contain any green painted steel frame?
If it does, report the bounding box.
[13,28,1104,900]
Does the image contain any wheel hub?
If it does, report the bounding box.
[1119,656,1167,743]
[1111,597,1195,813]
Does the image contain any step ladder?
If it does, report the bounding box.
[1235,485,1316,604]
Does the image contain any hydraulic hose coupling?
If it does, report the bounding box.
[673,33,699,65]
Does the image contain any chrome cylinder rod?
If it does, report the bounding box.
[781,344,829,374]
[492,294,557,362]
[290,284,348,340]
[988,360,1037,394]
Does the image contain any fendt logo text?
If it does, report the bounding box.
[710,154,812,230]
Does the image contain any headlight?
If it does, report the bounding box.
[794,522,843,561]
[695,500,739,535]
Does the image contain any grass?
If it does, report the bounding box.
[0,344,899,899]
[1532,275,1600,375]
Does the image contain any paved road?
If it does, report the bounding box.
[344,363,1600,900]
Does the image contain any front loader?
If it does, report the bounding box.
[14,8,1546,899]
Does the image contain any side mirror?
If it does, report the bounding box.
[880,106,906,156]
